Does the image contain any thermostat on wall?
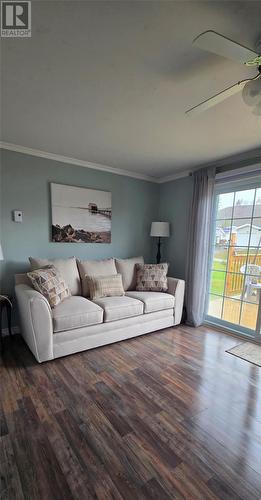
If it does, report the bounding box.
[13,210,23,223]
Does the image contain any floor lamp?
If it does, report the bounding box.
[150,222,170,264]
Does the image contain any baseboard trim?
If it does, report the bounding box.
[203,321,260,344]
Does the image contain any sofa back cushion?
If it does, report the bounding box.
[87,274,125,300]
[29,256,81,296]
[77,258,117,297]
[115,256,144,291]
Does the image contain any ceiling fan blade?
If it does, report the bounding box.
[186,80,246,116]
[193,31,258,65]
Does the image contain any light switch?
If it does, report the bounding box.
[13,210,23,223]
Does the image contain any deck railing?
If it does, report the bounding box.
[227,249,261,296]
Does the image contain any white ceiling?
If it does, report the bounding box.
[1,0,261,179]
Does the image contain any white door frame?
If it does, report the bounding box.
[205,178,261,339]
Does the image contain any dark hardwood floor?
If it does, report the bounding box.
[1,325,261,499]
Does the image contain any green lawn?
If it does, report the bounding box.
[210,246,260,296]
[210,258,226,295]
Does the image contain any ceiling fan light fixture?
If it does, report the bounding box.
[242,77,261,106]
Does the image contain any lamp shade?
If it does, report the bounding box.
[150,221,170,238]
[0,243,3,261]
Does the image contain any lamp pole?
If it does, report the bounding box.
[156,237,161,264]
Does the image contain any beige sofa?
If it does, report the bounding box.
[15,256,185,363]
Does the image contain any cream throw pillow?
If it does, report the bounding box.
[27,266,71,308]
[86,274,125,300]
[136,263,168,292]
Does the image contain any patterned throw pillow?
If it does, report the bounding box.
[27,266,71,308]
[136,263,168,292]
[86,274,125,300]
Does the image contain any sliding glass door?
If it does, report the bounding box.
[205,183,261,340]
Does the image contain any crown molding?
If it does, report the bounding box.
[0,141,192,183]
[216,162,261,180]
[1,141,260,185]
[0,142,158,183]
[206,147,261,172]
[158,147,261,183]
[158,168,192,183]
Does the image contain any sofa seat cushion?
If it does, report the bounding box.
[93,296,144,323]
[126,291,174,314]
[52,296,103,333]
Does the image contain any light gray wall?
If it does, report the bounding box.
[1,150,159,298]
[159,176,193,280]
[1,149,195,329]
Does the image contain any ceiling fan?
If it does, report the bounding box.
[186,30,261,116]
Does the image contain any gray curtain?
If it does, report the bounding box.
[185,167,215,327]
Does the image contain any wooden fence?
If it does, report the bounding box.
[227,249,261,296]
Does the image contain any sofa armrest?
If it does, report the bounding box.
[167,277,185,325]
[15,284,54,363]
